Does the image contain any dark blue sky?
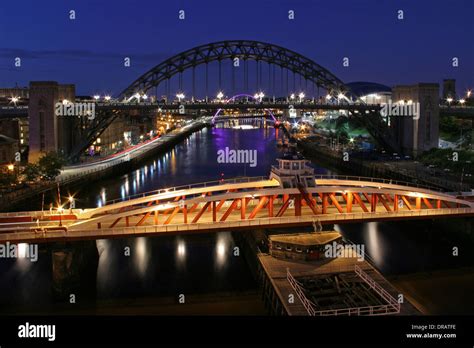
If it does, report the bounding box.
[0,0,472,96]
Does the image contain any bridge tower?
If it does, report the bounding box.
[28,81,76,162]
[391,83,440,157]
[442,79,456,100]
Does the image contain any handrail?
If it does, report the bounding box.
[104,176,269,205]
[286,268,317,316]
[286,265,400,316]
[315,174,442,192]
[2,208,473,241]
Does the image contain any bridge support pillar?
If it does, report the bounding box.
[241,198,246,219]
[394,194,398,212]
[322,194,328,214]
[212,201,217,222]
[295,194,302,216]
[346,192,353,213]
[416,197,421,210]
[371,194,378,212]
[183,205,188,223]
[268,196,274,217]
[51,241,99,302]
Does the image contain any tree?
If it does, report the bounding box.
[38,152,66,180]
[0,169,17,187]
[23,163,40,182]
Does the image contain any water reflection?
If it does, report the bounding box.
[134,237,150,278]
[15,243,33,272]
[365,222,383,266]
[215,233,230,270]
[175,238,186,270]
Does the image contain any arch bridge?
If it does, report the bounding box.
[69,40,399,161]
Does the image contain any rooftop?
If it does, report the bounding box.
[269,231,342,246]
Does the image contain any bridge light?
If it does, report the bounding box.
[216,91,224,100]
[446,97,453,104]
[325,94,331,100]
[93,95,100,100]
[104,95,111,101]
[9,96,19,105]
[68,196,74,202]
[7,164,14,171]
[298,92,305,102]
[337,93,345,100]
[176,93,185,102]
[290,93,295,100]
[459,99,466,105]
[467,90,472,98]
[142,94,148,100]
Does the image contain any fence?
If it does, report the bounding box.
[286,265,400,316]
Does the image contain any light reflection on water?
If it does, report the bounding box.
[94,232,254,299]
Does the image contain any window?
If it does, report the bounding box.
[296,247,303,253]
[275,244,282,250]
[286,245,292,251]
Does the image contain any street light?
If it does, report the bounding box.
[298,92,305,102]
[93,95,100,100]
[467,90,472,98]
[459,99,466,106]
[446,97,453,105]
[9,96,19,105]
[325,94,332,102]
[290,93,295,100]
[7,164,14,171]
[104,95,111,101]
[176,93,185,102]
[216,91,224,100]
[142,94,148,100]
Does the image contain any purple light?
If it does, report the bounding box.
[211,93,277,123]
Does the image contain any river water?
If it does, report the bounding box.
[0,126,473,313]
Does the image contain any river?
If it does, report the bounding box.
[0,125,472,313]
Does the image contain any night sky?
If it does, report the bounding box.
[0,0,472,96]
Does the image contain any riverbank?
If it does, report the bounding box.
[298,138,471,192]
[0,121,208,212]
[2,291,266,316]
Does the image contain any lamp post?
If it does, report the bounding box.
[298,92,305,103]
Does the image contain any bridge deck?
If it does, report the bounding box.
[0,177,472,243]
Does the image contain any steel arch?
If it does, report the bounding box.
[119,40,346,98]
